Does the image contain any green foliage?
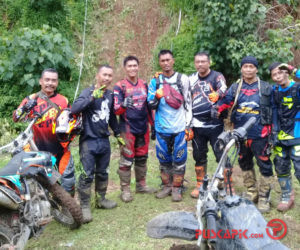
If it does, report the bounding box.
[159,0,299,82]
[0,25,73,90]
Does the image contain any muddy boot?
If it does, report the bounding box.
[172,174,184,202]
[135,161,157,194]
[95,178,117,209]
[242,169,258,203]
[156,171,172,199]
[118,169,133,202]
[257,175,272,213]
[190,165,205,199]
[224,168,235,195]
[277,175,294,212]
[77,187,92,224]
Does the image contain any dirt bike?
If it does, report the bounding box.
[147,117,288,250]
[0,107,83,249]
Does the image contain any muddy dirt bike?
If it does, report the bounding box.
[147,117,288,250]
[0,107,83,249]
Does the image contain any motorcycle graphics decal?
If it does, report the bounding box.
[0,175,23,192]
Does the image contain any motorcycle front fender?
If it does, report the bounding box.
[0,185,22,210]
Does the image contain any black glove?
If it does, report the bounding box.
[122,96,134,108]
[270,131,279,147]
[151,126,156,140]
[211,106,220,119]
[23,99,37,112]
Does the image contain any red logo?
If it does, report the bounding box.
[266,219,287,240]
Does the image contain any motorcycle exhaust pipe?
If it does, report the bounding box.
[0,186,22,210]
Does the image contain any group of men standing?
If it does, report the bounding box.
[13,49,300,224]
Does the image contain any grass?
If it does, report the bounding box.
[0,138,298,249]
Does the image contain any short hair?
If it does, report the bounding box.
[194,51,210,61]
[123,55,139,66]
[98,64,113,73]
[158,49,173,59]
[41,68,58,78]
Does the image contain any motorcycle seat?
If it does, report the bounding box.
[0,152,28,176]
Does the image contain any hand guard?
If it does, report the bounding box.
[116,136,125,146]
[185,127,194,141]
[92,85,106,99]
[122,96,134,108]
[208,91,219,103]
[279,63,297,76]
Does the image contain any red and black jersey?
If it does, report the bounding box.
[114,79,153,135]
[13,92,69,156]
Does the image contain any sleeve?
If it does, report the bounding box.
[113,83,126,115]
[109,95,120,136]
[295,69,300,79]
[71,88,94,114]
[271,88,279,132]
[216,84,236,113]
[147,78,159,109]
[215,73,227,98]
[181,74,192,127]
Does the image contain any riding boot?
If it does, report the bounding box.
[77,186,92,224]
[242,169,258,203]
[95,178,117,209]
[190,165,206,199]
[172,174,184,202]
[118,169,133,202]
[257,175,272,213]
[134,161,157,194]
[156,171,172,199]
[277,175,294,212]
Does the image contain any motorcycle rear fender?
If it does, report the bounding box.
[0,185,22,210]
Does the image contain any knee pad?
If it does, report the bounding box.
[119,154,133,167]
[135,155,148,166]
[173,162,186,175]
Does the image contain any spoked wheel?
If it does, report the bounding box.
[47,183,83,229]
[0,223,14,248]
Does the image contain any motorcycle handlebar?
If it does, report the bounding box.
[241,116,257,132]
[232,117,257,141]
[206,213,217,244]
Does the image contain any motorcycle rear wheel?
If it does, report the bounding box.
[48,183,83,229]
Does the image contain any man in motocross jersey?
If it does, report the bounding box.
[13,68,75,196]
[113,56,156,203]
[72,65,123,223]
[189,52,227,199]
[269,62,300,212]
[148,50,192,202]
[214,56,274,213]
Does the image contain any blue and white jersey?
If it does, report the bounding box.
[148,72,192,134]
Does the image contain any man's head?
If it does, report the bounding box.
[240,56,258,82]
[194,52,210,77]
[39,68,59,97]
[96,65,113,88]
[158,49,174,75]
[269,62,289,87]
[123,55,139,80]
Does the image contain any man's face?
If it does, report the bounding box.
[271,67,290,86]
[241,63,258,80]
[194,55,210,75]
[124,60,139,79]
[159,53,174,73]
[39,71,59,96]
[96,67,113,87]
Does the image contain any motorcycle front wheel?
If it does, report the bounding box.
[47,183,83,229]
[0,223,14,247]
